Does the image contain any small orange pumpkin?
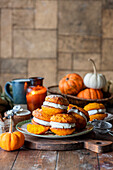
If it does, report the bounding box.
[0,131,25,151]
[0,116,25,151]
[77,88,103,99]
[59,73,83,95]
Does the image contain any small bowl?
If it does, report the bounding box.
[13,110,31,126]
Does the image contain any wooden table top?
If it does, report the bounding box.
[0,147,113,170]
[1,129,113,170]
[1,108,113,170]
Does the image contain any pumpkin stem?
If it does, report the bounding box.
[9,115,13,133]
[88,59,97,75]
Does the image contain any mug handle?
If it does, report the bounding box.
[4,82,14,102]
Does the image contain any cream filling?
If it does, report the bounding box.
[88,109,106,116]
[68,109,87,122]
[50,121,76,129]
[33,117,50,126]
[43,101,67,110]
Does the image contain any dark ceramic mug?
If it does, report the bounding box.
[4,79,30,104]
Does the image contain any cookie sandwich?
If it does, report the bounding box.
[32,108,50,128]
[84,103,107,121]
[68,104,89,129]
[42,95,69,116]
[27,109,50,134]
[50,114,76,136]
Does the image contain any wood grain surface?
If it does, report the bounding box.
[1,148,113,169]
[12,149,57,170]
[0,148,18,170]
[0,148,99,170]
[57,150,99,170]
[98,152,113,170]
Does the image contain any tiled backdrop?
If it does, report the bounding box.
[0,0,113,89]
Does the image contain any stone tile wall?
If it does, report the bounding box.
[0,0,113,89]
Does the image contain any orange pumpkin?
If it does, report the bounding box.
[0,116,25,151]
[59,73,83,95]
[0,131,25,151]
[77,88,103,99]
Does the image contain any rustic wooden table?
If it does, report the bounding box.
[0,147,113,170]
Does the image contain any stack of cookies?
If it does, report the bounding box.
[27,94,89,136]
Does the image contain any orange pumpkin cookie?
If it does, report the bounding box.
[42,95,69,116]
[84,103,107,121]
[50,114,76,136]
[77,88,103,99]
[32,108,51,121]
[68,104,89,130]
[32,108,51,127]
[27,124,49,135]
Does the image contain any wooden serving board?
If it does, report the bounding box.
[24,132,113,153]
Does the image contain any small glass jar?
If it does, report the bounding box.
[26,77,47,112]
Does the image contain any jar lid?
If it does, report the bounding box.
[16,109,31,116]
[6,105,31,117]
